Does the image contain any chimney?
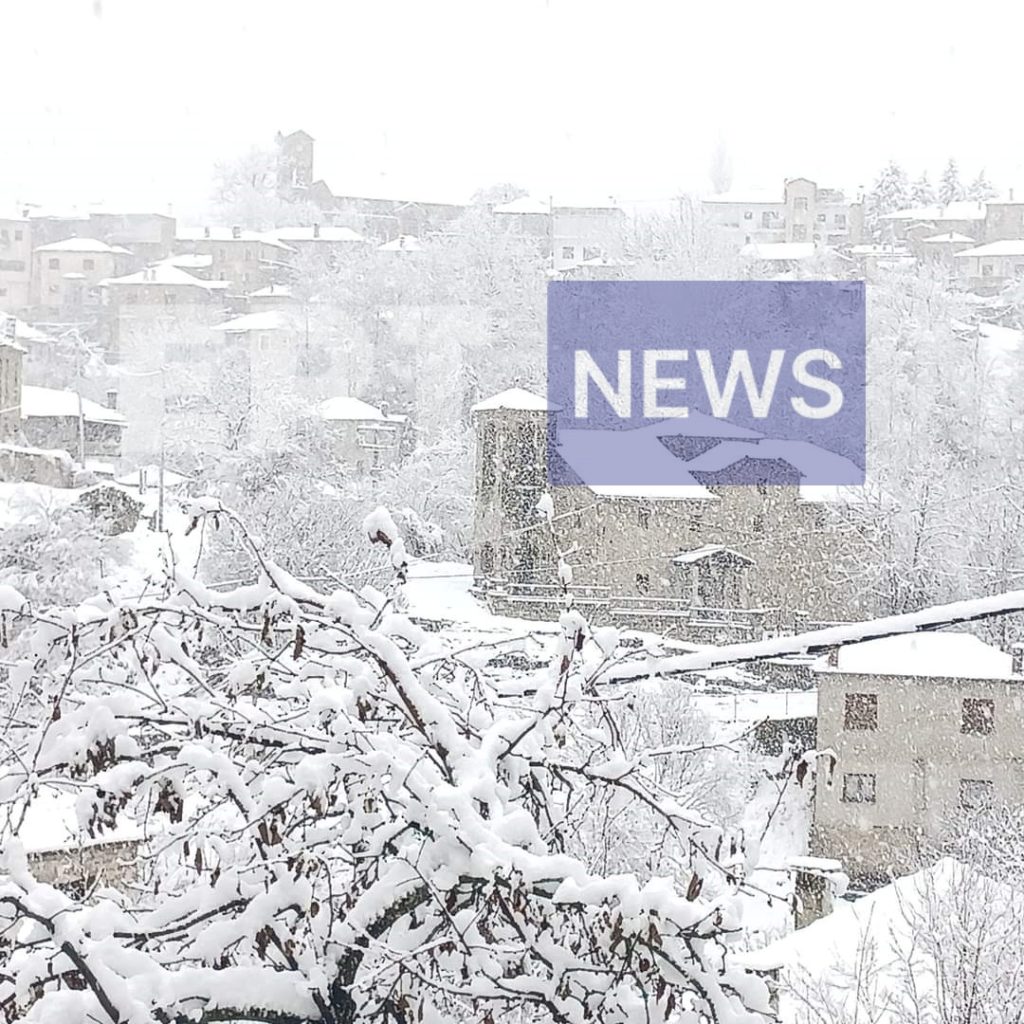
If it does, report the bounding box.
[105,388,118,410]
[1010,188,1016,202]
[1012,643,1024,676]
[379,400,390,418]
[313,222,321,239]
[231,225,241,240]
[203,226,211,239]
[827,645,840,668]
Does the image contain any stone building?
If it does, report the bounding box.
[810,632,1024,885]
[21,385,126,460]
[32,237,132,315]
[173,227,294,294]
[953,240,1024,293]
[317,395,409,472]
[471,387,872,640]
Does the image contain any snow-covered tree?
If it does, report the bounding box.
[968,168,998,203]
[211,144,323,230]
[938,158,965,206]
[911,171,935,206]
[0,502,775,1024]
[708,140,733,196]
[868,161,910,219]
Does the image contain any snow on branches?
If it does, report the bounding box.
[0,502,772,1024]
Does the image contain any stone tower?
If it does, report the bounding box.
[471,387,553,584]
[275,129,315,199]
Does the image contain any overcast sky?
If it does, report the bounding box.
[7,0,1024,218]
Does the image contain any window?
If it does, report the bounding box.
[761,211,774,229]
[164,293,176,304]
[791,225,807,241]
[982,264,993,277]
[561,246,575,260]
[744,211,753,220]
[638,505,651,529]
[0,288,6,297]
[83,258,95,271]
[794,197,809,211]
[48,257,60,270]
[960,779,994,811]
[0,260,25,271]
[752,512,766,534]
[14,230,22,241]
[635,572,650,594]
[844,692,878,731]
[962,697,994,735]
[816,213,827,223]
[842,773,876,803]
[834,213,847,227]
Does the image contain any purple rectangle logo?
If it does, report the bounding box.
[547,280,865,488]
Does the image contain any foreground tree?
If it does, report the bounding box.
[0,502,773,1024]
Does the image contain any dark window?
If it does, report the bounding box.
[962,698,995,735]
[816,213,827,223]
[638,505,651,529]
[83,258,95,271]
[834,213,847,227]
[761,211,773,228]
[842,772,876,803]
[844,692,878,731]
[635,572,650,594]
[744,211,753,220]
[794,197,809,211]
[48,257,60,270]
[752,512,766,533]
[960,779,994,811]
[14,230,22,241]
[791,225,807,241]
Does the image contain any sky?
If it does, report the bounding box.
[6,0,1024,219]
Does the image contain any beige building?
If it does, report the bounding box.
[0,213,33,311]
[811,632,1024,885]
[471,388,872,640]
[954,239,1024,293]
[701,190,786,250]
[33,237,131,314]
[174,227,294,294]
[784,178,853,245]
[317,395,409,472]
[0,323,25,440]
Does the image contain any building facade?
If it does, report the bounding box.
[811,632,1024,885]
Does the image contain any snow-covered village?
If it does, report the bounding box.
[3,1,1024,1021]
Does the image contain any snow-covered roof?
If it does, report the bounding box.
[157,253,213,270]
[741,242,816,261]
[673,545,752,565]
[378,234,422,252]
[880,201,987,222]
[954,239,1024,259]
[472,387,551,412]
[270,225,366,243]
[101,264,229,290]
[685,439,863,484]
[115,464,191,488]
[34,237,119,254]
[248,284,293,298]
[212,310,294,333]
[589,483,717,500]
[493,196,551,215]
[0,312,44,346]
[922,231,976,243]
[175,227,294,250]
[21,386,127,425]
[318,396,405,422]
[816,630,1018,680]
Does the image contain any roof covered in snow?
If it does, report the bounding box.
[318,396,406,422]
[101,264,229,289]
[741,242,816,261]
[248,284,294,298]
[21,386,127,425]
[212,310,295,333]
[816,630,1019,680]
[673,544,753,565]
[157,253,214,270]
[34,237,119,254]
[114,464,191,488]
[922,231,976,243]
[471,387,552,412]
[492,196,551,215]
[955,239,1024,258]
[270,225,366,243]
[701,188,783,205]
[175,227,294,250]
[4,787,144,855]
[378,234,422,252]
[881,201,987,222]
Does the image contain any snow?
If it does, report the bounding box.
[211,310,294,332]
[114,465,191,489]
[318,395,405,422]
[589,483,717,499]
[3,787,144,854]
[156,253,213,269]
[673,544,752,565]
[955,239,1024,258]
[814,630,1018,680]
[269,225,366,243]
[921,230,975,243]
[248,284,292,298]
[492,196,551,215]
[175,227,294,249]
[21,386,127,425]
[378,234,422,252]
[471,386,552,412]
[741,242,816,261]
[33,237,119,253]
[702,188,783,205]
[0,312,48,345]
[881,201,987,222]
[101,264,228,290]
